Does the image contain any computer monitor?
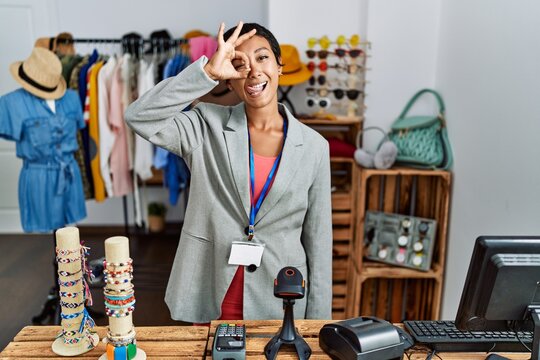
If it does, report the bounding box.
[455,236,540,359]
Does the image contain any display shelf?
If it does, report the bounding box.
[345,167,452,322]
[354,261,444,280]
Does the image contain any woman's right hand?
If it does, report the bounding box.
[204,21,257,81]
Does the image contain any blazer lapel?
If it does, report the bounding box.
[223,103,251,219]
[254,105,304,224]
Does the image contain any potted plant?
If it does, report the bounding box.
[147,202,167,232]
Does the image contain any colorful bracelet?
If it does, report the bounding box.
[105,300,136,310]
[58,268,82,277]
[103,266,133,276]
[104,286,135,295]
[106,342,137,360]
[104,292,135,301]
[103,270,134,278]
[105,296,136,306]
[63,335,83,345]
[59,329,79,338]
[58,277,83,287]
[59,290,84,298]
[103,259,133,268]
[56,256,81,264]
[104,275,134,285]
[55,247,80,256]
[61,310,84,320]
[106,306,135,317]
[60,300,85,309]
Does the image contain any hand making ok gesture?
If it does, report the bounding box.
[204,21,257,81]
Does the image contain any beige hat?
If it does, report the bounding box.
[10,47,66,100]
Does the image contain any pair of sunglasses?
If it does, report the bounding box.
[331,63,364,74]
[307,61,328,72]
[306,87,363,100]
[306,96,331,109]
[334,48,364,58]
[309,75,327,86]
[306,87,330,97]
[306,49,364,59]
[306,50,330,59]
[333,89,363,100]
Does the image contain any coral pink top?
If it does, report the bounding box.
[219,153,278,320]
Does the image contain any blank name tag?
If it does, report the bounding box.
[228,241,265,267]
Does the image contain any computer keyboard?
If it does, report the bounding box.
[403,320,533,353]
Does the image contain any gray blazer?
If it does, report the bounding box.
[125,57,332,322]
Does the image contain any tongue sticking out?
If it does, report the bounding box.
[247,82,267,96]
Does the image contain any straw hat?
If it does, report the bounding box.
[10,47,66,100]
[278,44,312,86]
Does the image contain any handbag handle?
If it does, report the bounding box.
[397,89,446,119]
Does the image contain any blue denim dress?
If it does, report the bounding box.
[0,88,87,232]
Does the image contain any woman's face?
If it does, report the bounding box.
[229,35,282,110]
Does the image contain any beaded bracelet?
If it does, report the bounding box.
[103,270,134,278]
[55,247,80,256]
[105,300,136,310]
[56,256,81,264]
[59,290,84,298]
[58,268,82,277]
[103,258,133,268]
[60,300,85,309]
[104,275,134,285]
[103,271,133,280]
[105,306,135,317]
[104,292,135,301]
[103,266,133,276]
[105,296,136,306]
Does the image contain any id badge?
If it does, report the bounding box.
[228,241,265,267]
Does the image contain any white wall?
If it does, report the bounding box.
[435,0,540,319]
[364,0,442,148]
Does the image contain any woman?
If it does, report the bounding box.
[125,22,332,323]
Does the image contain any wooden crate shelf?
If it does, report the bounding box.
[356,261,443,279]
[345,167,452,321]
[328,158,358,319]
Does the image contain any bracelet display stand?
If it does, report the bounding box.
[51,227,99,356]
[99,236,146,360]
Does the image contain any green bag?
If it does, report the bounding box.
[388,89,453,170]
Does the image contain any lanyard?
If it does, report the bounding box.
[247,118,288,240]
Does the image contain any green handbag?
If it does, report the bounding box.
[388,89,453,170]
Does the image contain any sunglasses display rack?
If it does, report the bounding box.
[305,35,370,120]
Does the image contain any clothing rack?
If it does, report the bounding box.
[59,38,189,45]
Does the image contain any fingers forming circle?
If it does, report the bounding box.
[235,29,257,47]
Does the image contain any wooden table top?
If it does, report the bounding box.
[0,326,209,359]
[0,321,531,359]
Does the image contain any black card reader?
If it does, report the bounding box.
[212,323,246,360]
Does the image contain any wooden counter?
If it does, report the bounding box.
[0,321,531,359]
[0,326,209,359]
[206,320,530,360]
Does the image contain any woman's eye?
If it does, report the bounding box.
[258,55,269,61]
